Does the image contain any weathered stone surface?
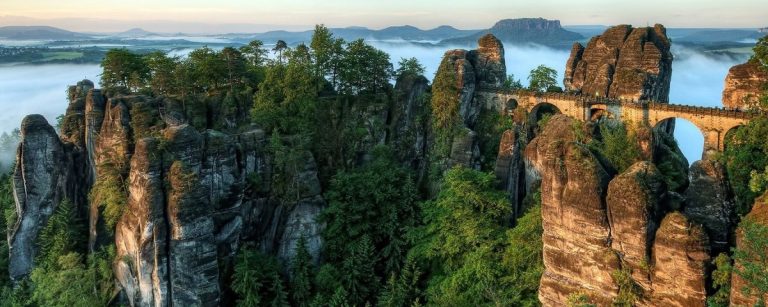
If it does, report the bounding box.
[527,115,619,306]
[722,60,768,110]
[391,74,430,180]
[683,159,735,253]
[495,128,524,218]
[730,193,768,306]
[8,115,69,281]
[469,34,506,90]
[650,212,710,307]
[564,25,672,103]
[114,138,169,306]
[167,161,220,306]
[607,162,666,290]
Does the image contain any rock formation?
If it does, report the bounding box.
[9,84,325,305]
[433,34,506,170]
[650,212,710,307]
[527,115,619,306]
[684,160,735,253]
[722,60,768,110]
[606,161,666,291]
[564,24,672,103]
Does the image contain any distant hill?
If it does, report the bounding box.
[672,29,763,43]
[0,26,90,40]
[230,25,478,44]
[441,18,583,48]
[113,28,156,38]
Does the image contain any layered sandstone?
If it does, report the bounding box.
[722,60,768,110]
[564,24,672,102]
[650,212,710,307]
[527,115,619,306]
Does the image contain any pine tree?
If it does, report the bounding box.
[232,249,263,306]
[270,272,289,307]
[291,235,313,306]
[342,236,378,305]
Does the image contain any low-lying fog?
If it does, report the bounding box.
[0,41,751,169]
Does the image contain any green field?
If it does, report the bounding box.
[39,51,84,61]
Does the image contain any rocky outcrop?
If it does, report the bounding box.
[606,162,666,290]
[433,34,507,169]
[527,115,619,306]
[722,60,768,110]
[9,80,331,305]
[8,115,73,281]
[470,34,506,90]
[564,25,672,103]
[495,129,524,217]
[650,212,710,307]
[390,74,430,182]
[684,159,735,253]
[530,115,712,306]
[730,193,768,306]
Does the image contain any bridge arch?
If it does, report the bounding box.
[529,102,561,124]
[506,98,519,112]
[653,117,706,161]
[589,105,617,122]
[723,124,747,151]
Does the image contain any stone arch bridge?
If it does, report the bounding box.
[477,91,762,153]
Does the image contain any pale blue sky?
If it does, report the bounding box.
[1,0,766,32]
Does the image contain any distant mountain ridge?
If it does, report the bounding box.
[441,18,584,48]
[0,26,91,40]
[229,25,480,44]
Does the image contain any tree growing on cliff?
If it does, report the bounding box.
[409,167,543,305]
[321,147,418,278]
[100,49,148,91]
[528,65,559,93]
[395,57,426,79]
[732,217,768,305]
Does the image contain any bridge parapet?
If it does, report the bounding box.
[490,90,765,154]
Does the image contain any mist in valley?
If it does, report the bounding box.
[0,41,752,169]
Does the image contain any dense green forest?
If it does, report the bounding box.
[0,25,767,306]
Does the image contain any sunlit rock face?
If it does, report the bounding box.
[526,115,619,306]
[564,24,672,103]
[722,60,768,110]
[650,212,710,307]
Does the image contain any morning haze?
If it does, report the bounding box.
[1,0,766,33]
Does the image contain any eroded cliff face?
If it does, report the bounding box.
[432,33,507,172]
[10,63,434,304]
[564,24,672,102]
[528,116,716,306]
[722,60,768,110]
[9,85,324,305]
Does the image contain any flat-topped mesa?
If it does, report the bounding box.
[564,24,672,102]
[722,60,768,110]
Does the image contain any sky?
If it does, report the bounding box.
[1,0,766,33]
